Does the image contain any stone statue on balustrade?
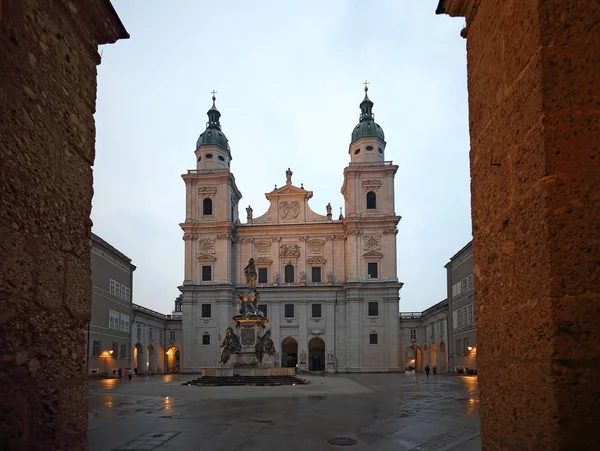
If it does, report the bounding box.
[220,327,241,364]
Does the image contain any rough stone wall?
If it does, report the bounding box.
[459,0,600,449]
[0,1,126,450]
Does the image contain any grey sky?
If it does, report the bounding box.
[93,1,470,314]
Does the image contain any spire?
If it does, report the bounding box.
[206,90,221,130]
[359,81,374,122]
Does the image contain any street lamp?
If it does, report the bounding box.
[467,346,473,352]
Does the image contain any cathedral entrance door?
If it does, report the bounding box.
[281,337,298,368]
[308,337,325,371]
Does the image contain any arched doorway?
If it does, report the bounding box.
[158,347,165,374]
[430,343,437,368]
[308,337,325,371]
[406,346,422,372]
[147,345,155,374]
[281,337,298,368]
[166,347,180,373]
[134,343,144,375]
[439,341,447,372]
[423,345,429,367]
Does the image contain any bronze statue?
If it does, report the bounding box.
[255,330,275,364]
[244,258,257,288]
[219,327,241,364]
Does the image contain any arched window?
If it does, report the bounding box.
[366,191,377,210]
[203,198,213,215]
[284,264,295,283]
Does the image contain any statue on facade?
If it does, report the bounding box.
[255,330,276,364]
[244,258,257,288]
[286,167,293,185]
[220,327,241,364]
[299,349,307,363]
[299,271,306,284]
[273,272,280,284]
[246,205,253,222]
[326,202,332,219]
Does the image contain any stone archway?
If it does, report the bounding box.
[308,337,325,371]
[438,341,447,372]
[134,343,144,375]
[406,346,422,372]
[281,337,298,368]
[166,346,180,373]
[430,343,437,368]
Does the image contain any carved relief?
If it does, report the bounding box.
[364,235,381,251]
[363,250,384,259]
[383,227,398,235]
[254,257,273,266]
[289,201,300,218]
[198,238,215,254]
[216,232,232,240]
[197,254,217,262]
[307,256,327,265]
[182,234,198,241]
[279,202,290,219]
[308,239,325,254]
[198,186,218,197]
[361,180,382,191]
[279,244,300,258]
[309,329,325,336]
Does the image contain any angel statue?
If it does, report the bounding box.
[244,258,257,288]
[219,327,241,364]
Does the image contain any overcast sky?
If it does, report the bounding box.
[93,0,470,314]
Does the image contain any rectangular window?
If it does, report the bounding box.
[120,344,127,359]
[311,266,322,283]
[368,301,379,317]
[202,265,212,281]
[452,281,461,297]
[456,339,462,356]
[284,303,295,318]
[111,342,119,357]
[92,340,101,356]
[410,329,417,340]
[463,307,468,328]
[258,267,268,284]
[367,262,378,279]
[121,314,130,333]
[369,333,378,345]
[461,278,468,293]
[453,310,459,329]
[258,304,268,317]
[109,309,121,330]
[458,307,464,328]
[202,334,210,345]
[467,304,474,325]
[137,323,142,337]
[110,279,117,296]
[125,287,131,301]
[170,330,176,342]
[466,274,474,291]
[201,304,212,318]
[311,303,322,318]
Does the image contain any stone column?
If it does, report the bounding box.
[0,2,127,449]
[438,0,600,449]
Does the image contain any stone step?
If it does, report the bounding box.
[182,375,308,386]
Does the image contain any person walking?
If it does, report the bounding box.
[433,366,437,376]
[128,368,132,380]
[425,365,430,377]
[117,368,122,380]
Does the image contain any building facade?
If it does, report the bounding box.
[131,302,183,375]
[179,89,403,373]
[399,299,449,372]
[446,241,477,373]
[88,233,136,377]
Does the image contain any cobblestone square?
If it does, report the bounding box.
[89,373,480,451]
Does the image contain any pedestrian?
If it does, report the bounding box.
[433,366,437,376]
[425,365,430,377]
[128,369,132,380]
[118,368,122,380]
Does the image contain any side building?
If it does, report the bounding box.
[399,299,449,372]
[131,300,183,375]
[88,233,136,377]
[446,241,477,374]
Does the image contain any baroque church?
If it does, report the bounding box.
[179,87,403,373]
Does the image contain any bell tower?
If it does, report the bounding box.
[341,85,401,282]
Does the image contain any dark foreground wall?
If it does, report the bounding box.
[0,1,127,449]
[438,0,600,449]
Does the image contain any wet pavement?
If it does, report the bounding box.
[88,373,480,451]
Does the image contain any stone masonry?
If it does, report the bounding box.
[0,1,127,450]
[437,0,600,449]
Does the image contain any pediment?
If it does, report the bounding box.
[254,257,273,265]
[306,256,327,265]
[197,253,217,262]
[266,183,313,200]
[363,250,384,259]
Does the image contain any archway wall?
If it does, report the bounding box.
[438,0,600,448]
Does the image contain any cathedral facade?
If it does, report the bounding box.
[179,88,403,373]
